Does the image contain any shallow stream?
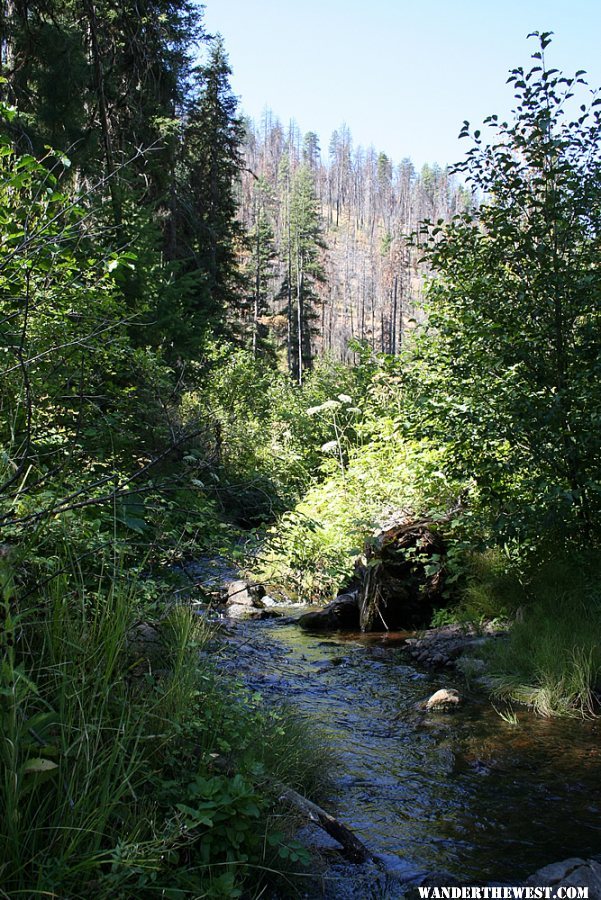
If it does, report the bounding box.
[216,615,601,895]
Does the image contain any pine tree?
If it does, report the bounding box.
[1,0,201,221]
[302,131,320,170]
[181,35,245,330]
[278,164,325,383]
[1,1,90,154]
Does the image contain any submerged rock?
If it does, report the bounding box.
[225,603,263,620]
[224,583,282,621]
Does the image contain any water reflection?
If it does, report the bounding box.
[217,619,601,885]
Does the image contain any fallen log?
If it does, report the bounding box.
[210,755,374,863]
[278,785,374,863]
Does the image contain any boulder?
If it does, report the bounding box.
[225,603,263,620]
[126,622,165,672]
[425,688,462,711]
[526,858,601,899]
[297,593,360,631]
[226,579,265,609]
[526,858,586,884]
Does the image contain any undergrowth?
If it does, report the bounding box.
[430,546,527,627]
[256,426,467,602]
[482,552,601,718]
[0,548,329,898]
[438,547,601,718]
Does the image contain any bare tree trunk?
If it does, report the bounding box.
[349,293,355,343]
[253,206,260,358]
[285,170,292,375]
[297,246,303,384]
[391,273,398,355]
[399,278,404,352]
[371,291,376,351]
[84,0,122,228]
[360,259,366,341]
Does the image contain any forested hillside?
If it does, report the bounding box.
[1,5,600,897]
[237,117,469,369]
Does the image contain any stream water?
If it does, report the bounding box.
[214,614,601,897]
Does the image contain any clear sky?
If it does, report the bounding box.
[201,0,601,170]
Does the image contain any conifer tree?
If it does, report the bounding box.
[278,164,325,382]
[181,36,245,329]
[1,0,201,215]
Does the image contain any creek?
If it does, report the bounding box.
[215,614,601,896]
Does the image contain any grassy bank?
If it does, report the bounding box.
[480,554,601,718]
[430,547,601,719]
[0,335,378,897]
[0,548,328,899]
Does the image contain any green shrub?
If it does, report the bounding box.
[258,428,467,602]
[432,546,527,627]
[179,345,371,523]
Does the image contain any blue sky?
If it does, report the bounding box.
[202,0,601,169]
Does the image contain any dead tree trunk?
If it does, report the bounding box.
[358,498,465,632]
[278,787,374,863]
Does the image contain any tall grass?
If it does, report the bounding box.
[483,553,601,718]
[0,551,328,898]
[0,560,147,895]
[458,547,527,622]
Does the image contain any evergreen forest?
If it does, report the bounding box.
[0,4,600,897]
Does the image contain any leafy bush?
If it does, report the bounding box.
[409,34,601,545]
[180,346,370,523]
[430,547,527,627]
[258,423,467,602]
